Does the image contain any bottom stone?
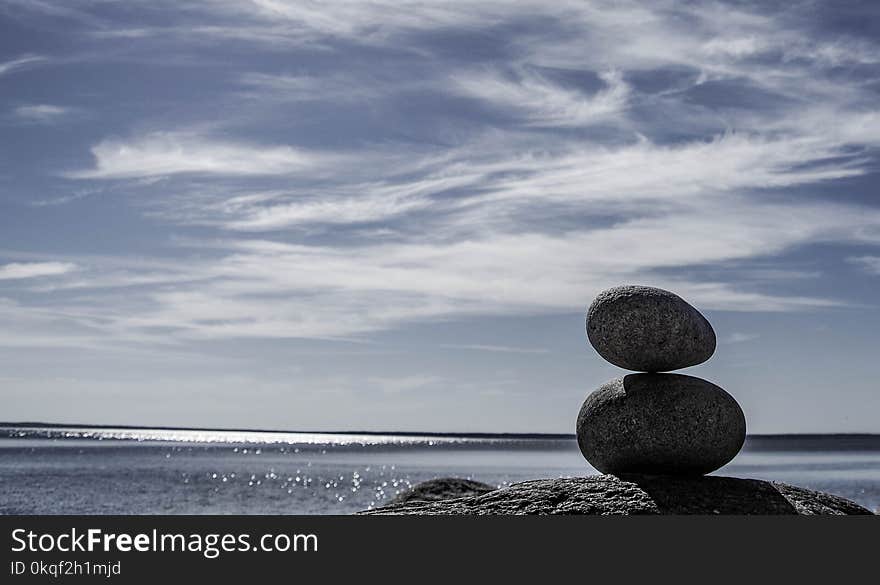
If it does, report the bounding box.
[577,374,746,475]
[360,475,873,515]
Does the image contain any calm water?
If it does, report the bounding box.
[0,428,877,514]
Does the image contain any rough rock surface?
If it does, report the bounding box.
[587,285,716,372]
[361,475,873,515]
[390,477,496,504]
[577,374,746,475]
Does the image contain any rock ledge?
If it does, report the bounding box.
[361,475,872,515]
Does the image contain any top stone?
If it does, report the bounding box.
[586,285,716,372]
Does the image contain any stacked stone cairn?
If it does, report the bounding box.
[365,285,875,514]
[577,285,746,476]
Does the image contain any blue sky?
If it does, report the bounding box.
[1,1,879,433]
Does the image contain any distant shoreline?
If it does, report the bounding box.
[0,421,572,440]
[0,421,876,440]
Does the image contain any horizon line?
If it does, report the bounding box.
[1,421,877,439]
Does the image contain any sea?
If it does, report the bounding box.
[1,427,878,514]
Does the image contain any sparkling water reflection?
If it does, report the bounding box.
[0,428,877,514]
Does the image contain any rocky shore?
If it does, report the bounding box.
[362,475,873,515]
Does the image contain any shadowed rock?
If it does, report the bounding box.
[587,285,716,372]
[361,475,873,515]
[390,477,496,504]
[577,374,746,475]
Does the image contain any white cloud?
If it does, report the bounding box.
[241,0,512,39]
[0,54,46,77]
[702,36,765,59]
[465,130,869,208]
[452,68,629,127]
[45,100,880,343]
[48,199,864,343]
[18,1,880,81]
[12,104,71,123]
[226,196,431,230]
[159,123,878,235]
[0,262,77,280]
[67,132,333,179]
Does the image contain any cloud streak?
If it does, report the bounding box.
[0,54,46,77]
[12,104,71,123]
[452,68,630,127]
[68,133,335,179]
[0,262,77,280]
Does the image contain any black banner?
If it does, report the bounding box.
[1,515,876,582]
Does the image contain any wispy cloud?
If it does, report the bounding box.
[0,54,47,77]
[147,124,879,236]
[12,104,72,123]
[67,132,334,179]
[18,208,856,344]
[440,344,550,354]
[452,68,629,127]
[0,262,77,280]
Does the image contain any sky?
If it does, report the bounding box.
[0,1,879,434]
